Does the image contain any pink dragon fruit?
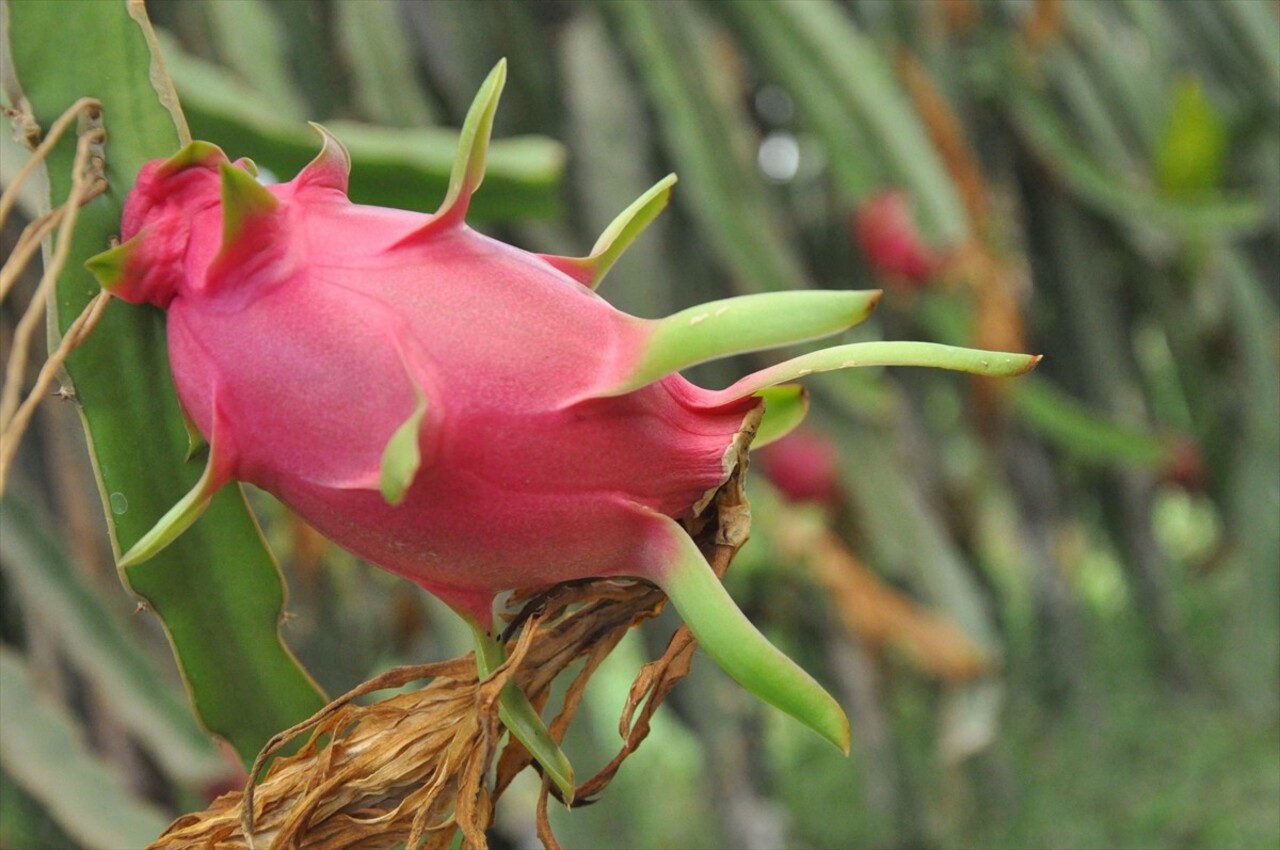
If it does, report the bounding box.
[757,428,845,508]
[88,62,1037,791]
[853,190,938,285]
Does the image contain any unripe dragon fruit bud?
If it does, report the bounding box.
[88,62,1037,782]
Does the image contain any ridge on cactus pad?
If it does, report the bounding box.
[87,60,1038,794]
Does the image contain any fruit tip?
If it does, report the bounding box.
[805,685,852,755]
[487,58,509,91]
[850,288,883,325]
[830,712,853,756]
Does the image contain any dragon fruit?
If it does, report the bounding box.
[757,428,845,508]
[853,190,938,285]
[87,61,1037,790]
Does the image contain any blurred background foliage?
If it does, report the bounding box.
[2,0,1277,848]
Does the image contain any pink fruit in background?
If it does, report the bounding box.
[757,428,844,508]
[88,61,1037,786]
[853,190,937,285]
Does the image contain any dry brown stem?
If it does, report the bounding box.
[148,468,751,850]
[0,97,108,500]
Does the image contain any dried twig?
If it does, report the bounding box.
[0,97,109,500]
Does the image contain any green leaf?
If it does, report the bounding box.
[1010,377,1176,470]
[812,405,1009,757]
[0,769,78,850]
[6,0,326,763]
[1220,247,1280,714]
[0,498,225,785]
[718,0,965,239]
[1155,75,1228,199]
[334,0,438,127]
[202,0,307,120]
[763,0,969,243]
[1044,42,1144,178]
[558,9,678,318]
[607,1,816,295]
[1004,74,1263,238]
[1218,0,1280,103]
[1063,0,1166,154]
[0,648,173,848]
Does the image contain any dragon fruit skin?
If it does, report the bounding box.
[89,62,1039,764]
[111,139,761,622]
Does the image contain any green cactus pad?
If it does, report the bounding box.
[179,404,207,462]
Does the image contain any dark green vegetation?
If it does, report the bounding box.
[2,1,1276,847]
